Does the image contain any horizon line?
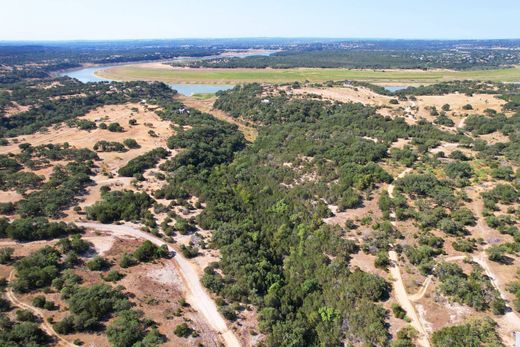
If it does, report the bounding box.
[1,36,520,43]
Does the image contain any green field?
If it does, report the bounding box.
[96,65,520,85]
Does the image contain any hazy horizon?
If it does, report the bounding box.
[1,0,519,41]
[2,37,520,44]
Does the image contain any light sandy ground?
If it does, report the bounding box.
[3,101,30,117]
[324,192,382,227]
[83,235,116,256]
[0,102,174,220]
[414,93,507,120]
[478,131,511,145]
[130,62,175,70]
[76,222,242,347]
[389,251,431,347]
[292,85,392,106]
[146,265,182,285]
[0,190,24,204]
[290,86,508,129]
[0,103,172,160]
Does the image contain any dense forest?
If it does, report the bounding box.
[174,40,520,70]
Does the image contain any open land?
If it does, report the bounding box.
[96,63,520,84]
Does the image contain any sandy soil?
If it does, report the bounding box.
[389,251,431,347]
[0,103,172,159]
[478,131,511,145]
[0,102,175,221]
[0,190,24,204]
[324,191,382,227]
[130,62,175,70]
[76,222,242,347]
[414,93,507,120]
[3,101,30,117]
[290,86,508,130]
[292,85,391,106]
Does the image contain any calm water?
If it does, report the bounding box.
[60,66,235,95]
[383,86,409,92]
[60,66,114,83]
[59,49,275,94]
[169,84,234,96]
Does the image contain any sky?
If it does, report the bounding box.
[1,0,519,41]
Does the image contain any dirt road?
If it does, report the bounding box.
[389,251,431,347]
[386,158,520,344]
[387,167,412,199]
[387,167,431,347]
[6,271,76,347]
[76,222,241,347]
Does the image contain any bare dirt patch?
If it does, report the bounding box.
[4,101,30,117]
[292,85,391,106]
[0,190,24,204]
[414,93,507,120]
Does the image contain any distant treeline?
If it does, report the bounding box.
[175,40,520,70]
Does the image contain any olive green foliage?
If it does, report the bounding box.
[0,317,51,346]
[173,322,193,338]
[123,138,140,149]
[56,234,91,255]
[435,262,506,314]
[156,106,246,200]
[431,318,503,347]
[0,247,14,264]
[86,190,154,223]
[507,281,520,311]
[390,146,417,167]
[55,284,132,333]
[16,161,96,218]
[12,246,61,293]
[107,122,124,132]
[391,326,417,347]
[132,241,169,263]
[180,244,199,258]
[482,184,519,210]
[107,309,165,347]
[118,147,168,177]
[86,256,111,271]
[189,85,437,345]
[2,217,82,241]
[93,140,126,152]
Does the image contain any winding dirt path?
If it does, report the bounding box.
[76,222,241,347]
[393,176,520,344]
[388,251,431,347]
[6,271,76,347]
[387,167,431,347]
[465,187,520,338]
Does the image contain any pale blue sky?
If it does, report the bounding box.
[1,0,519,41]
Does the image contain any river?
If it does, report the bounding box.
[59,49,275,95]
